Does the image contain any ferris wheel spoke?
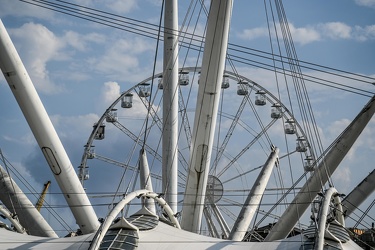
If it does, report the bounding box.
[211,97,247,172]
[112,121,162,162]
[178,90,193,148]
[216,119,277,178]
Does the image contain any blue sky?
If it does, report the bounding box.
[0,0,374,235]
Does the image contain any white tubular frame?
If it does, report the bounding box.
[89,189,180,250]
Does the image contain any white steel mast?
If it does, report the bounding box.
[181,0,233,233]
[0,164,58,237]
[265,95,375,241]
[0,19,100,234]
[162,0,179,213]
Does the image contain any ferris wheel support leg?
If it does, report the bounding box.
[181,0,233,233]
[265,95,375,241]
[0,164,55,237]
[229,147,279,241]
[341,168,375,219]
[0,19,99,234]
[211,202,231,238]
[162,0,179,214]
[139,149,156,214]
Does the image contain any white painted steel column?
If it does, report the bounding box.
[229,147,279,241]
[265,95,375,241]
[0,19,99,234]
[181,0,233,233]
[0,164,57,237]
[162,0,179,213]
[139,149,156,214]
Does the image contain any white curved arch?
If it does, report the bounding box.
[316,187,345,250]
[89,189,180,250]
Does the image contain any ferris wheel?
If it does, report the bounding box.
[79,67,315,238]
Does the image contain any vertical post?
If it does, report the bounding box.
[181,0,233,233]
[162,0,179,213]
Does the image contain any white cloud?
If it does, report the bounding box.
[353,24,375,41]
[319,22,352,39]
[101,81,121,106]
[10,22,65,94]
[62,31,106,52]
[355,0,375,8]
[105,0,138,14]
[287,23,321,45]
[238,21,375,45]
[238,22,320,45]
[332,166,352,192]
[237,27,268,40]
[89,37,154,81]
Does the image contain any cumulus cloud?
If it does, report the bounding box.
[355,0,375,8]
[105,0,138,14]
[238,21,375,45]
[101,81,121,107]
[353,24,375,41]
[89,37,154,81]
[10,22,65,94]
[238,22,320,45]
[319,22,352,39]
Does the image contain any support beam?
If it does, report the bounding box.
[181,0,233,233]
[342,169,375,218]
[265,95,375,241]
[0,164,57,237]
[139,150,156,214]
[0,19,99,234]
[229,147,279,241]
[162,0,179,213]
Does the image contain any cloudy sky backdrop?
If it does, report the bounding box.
[0,0,374,236]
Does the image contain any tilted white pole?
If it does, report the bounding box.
[229,147,279,241]
[162,0,179,213]
[0,164,58,237]
[139,149,156,214]
[265,95,375,241]
[0,19,100,234]
[342,169,375,218]
[181,0,233,233]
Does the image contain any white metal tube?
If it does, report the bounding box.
[0,19,99,234]
[265,95,375,241]
[181,0,233,233]
[162,0,179,213]
[229,147,279,241]
[0,164,57,237]
[203,207,220,238]
[89,189,180,250]
[342,169,375,218]
[315,188,339,250]
[139,149,156,214]
[211,202,230,238]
